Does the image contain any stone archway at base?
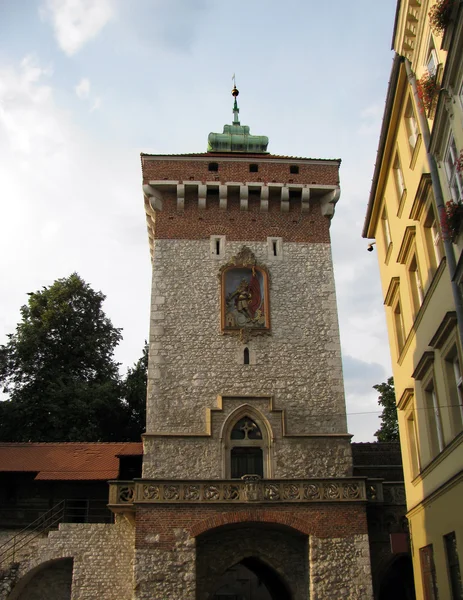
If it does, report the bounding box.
[211,557,292,600]
[196,523,306,600]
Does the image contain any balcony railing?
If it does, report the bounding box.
[0,499,114,529]
[109,477,368,508]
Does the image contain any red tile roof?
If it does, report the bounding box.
[0,443,143,481]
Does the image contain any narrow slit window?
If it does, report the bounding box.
[216,239,220,255]
[244,347,250,364]
[272,241,278,256]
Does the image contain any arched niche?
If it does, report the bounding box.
[8,558,73,600]
[220,405,273,479]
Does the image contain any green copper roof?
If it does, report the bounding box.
[207,86,269,153]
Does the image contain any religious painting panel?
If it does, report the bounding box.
[222,266,270,332]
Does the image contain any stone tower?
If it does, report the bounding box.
[131,87,373,599]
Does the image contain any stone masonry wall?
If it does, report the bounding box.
[134,530,195,600]
[309,533,373,600]
[144,239,349,479]
[0,517,135,600]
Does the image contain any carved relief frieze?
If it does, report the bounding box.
[110,478,367,507]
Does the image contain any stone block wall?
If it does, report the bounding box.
[144,239,349,479]
[0,516,135,600]
[309,534,373,599]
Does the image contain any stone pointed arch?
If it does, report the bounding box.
[211,555,293,600]
[220,404,274,478]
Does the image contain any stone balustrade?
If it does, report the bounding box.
[365,480,406,504]
[108,477,368,509]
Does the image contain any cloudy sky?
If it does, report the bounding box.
[0,0,397,441]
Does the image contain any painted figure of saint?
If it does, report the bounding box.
[225,268,265,328]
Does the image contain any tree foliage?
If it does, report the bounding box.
[122,342,148,440]
[0,274,147,442]
[374,377,399,442]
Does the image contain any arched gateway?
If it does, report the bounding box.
[196,523,305,600]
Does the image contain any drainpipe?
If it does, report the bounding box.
[404,58,463,344]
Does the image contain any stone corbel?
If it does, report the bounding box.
[281,187,289,212]
[177,184,185,212]
[320,188,340,218]
[143,184,163,212]
[198,184,207,210]
[260,186,269,212]
[301,187,310,212]
[219,185,227,210]
[240,185,248,211]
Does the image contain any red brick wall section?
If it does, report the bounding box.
[135,504,368,550]
[151,192,330,242]
[142,157,340,187]
[142,155,340,243]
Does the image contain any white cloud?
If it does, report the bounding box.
[90,97,102,112]
[41,221,61,241]
[75,77,90,99]
[41,0,115,55]
[0,56,61,155]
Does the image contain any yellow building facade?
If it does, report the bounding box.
[363,1,463,598]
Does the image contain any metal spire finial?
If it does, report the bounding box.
[231,74,240,124]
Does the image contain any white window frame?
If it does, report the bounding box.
[407,410,420,478]
[444,134,463,203]
[394,297,406,355]
[424,376,444,456]
[381,206,392,252]
[267,237,283,261]
[425,35,438,77]
[442,341,463,437]
[405,97,420,154]
[408,251,424,318]
[452,356,463,420]
[394,153,406,202]
[210,235,226,259]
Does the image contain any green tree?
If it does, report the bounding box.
[0,273,126,442]
[374,377,399,442]
[122,343,148,441]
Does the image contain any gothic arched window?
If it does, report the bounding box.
[229,417,264,479]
